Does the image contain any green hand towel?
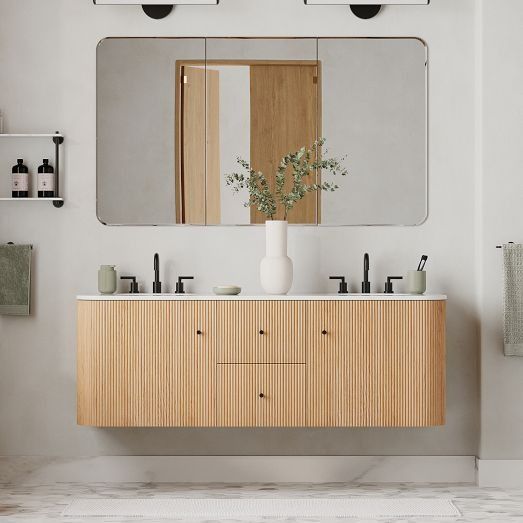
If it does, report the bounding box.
[0,244,32,316]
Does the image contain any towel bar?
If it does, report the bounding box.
[6,242,33,250]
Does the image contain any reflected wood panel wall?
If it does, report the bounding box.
[176,64,221,225]
[250,63,319,224]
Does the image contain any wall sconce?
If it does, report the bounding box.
[93,0,218,19]
[304,0,429,20]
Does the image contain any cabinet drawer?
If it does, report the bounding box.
[216,301,305,363]
[217,364,305,427]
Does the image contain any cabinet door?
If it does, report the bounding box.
[217,364,305,427]
[77,300,215,427]
[216,301,305,363]
[307,300,445,427]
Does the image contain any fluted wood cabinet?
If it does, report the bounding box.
[77,298,446,428]
[77,300,216,427]
[307,300,446,427]
[217,364,306,427]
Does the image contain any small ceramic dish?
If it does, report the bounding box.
[213,285,242,296]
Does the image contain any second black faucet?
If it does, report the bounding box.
[153,253,162,293]
[362,253,371,293]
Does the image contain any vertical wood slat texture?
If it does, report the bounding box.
[217,364,306,427]
[78,299,445,428]
[216,301,305,363]
[77,300,215,427]
[307,300,446,427]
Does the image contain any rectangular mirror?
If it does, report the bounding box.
[319,38,427,225]
[96,38,205,225]
[96,37,427,226]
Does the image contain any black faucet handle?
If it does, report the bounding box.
[330,276,349,294]
[175,276,194,294]
[384,276,403,294]
[121,276,139,294]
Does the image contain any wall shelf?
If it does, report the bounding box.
[0,197,64,207]
[0,133,64,138]
[0,132,65,208]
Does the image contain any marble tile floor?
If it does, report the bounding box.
[1,482,523,523]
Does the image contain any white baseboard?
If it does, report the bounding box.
[0,456,476,485]
[477,459,523,488]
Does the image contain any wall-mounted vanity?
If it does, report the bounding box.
[77,295,446,428]
[86,36,440,429]
[96,37,427,226]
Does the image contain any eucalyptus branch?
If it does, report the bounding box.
[225,139,348,221]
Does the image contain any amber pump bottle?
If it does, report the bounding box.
[12,159,29,198]
[37,159,55,198]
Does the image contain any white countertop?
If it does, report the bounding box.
[77,294,447,301]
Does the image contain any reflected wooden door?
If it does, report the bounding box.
[250,64,319,224]
[176,65,220,224]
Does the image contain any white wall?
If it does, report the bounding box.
[215,65,251,224]
[480,0,523,459]
[0,0,479,457]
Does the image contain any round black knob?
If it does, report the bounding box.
[196,330,202,335]
[259,329,264,335]
[322,330,328,335]
[259,393,265,398]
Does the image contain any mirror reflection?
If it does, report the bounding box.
[97,37,427,226]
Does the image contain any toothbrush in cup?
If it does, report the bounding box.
[417,255,428,271]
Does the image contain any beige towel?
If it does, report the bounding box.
[0,244,32,315]
[503,243,523,356]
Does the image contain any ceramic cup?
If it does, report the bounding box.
[406,270,426,295]
[98,265,117,295]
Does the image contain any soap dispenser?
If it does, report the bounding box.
[37,159,55,198]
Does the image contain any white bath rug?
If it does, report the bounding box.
[63,497,460,519]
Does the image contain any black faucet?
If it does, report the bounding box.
[362,253,371,293]
[384,276,403,294]
[153,253,162,293]
[121,276,139,294]
[175,276,194,294]
[330,276,348,294]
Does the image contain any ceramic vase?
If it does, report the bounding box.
[260,220,293,295]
